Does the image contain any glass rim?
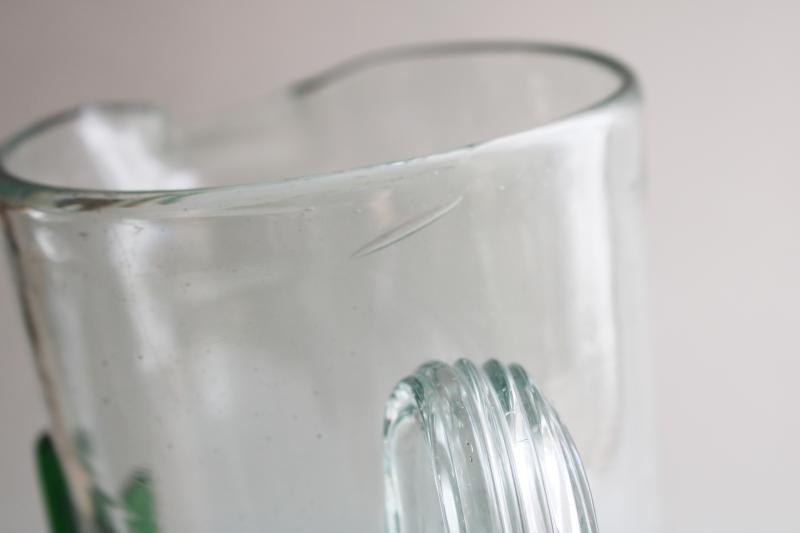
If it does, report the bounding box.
[0,40,638,211]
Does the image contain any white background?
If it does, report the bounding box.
[1,2,798,532]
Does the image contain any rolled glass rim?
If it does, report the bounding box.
[0,40,638,211]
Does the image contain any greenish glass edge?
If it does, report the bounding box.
[0,41,639,213]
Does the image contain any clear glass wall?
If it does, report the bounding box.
[0,43,654,533]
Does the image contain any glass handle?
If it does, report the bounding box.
[384,359,598,533]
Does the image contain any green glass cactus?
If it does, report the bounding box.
[36,434,79,533]
[36,433,159,533]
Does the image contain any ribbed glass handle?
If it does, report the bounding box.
[384,359,598,533]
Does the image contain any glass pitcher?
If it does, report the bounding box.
[0,42,656,533]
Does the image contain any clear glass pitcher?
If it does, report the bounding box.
[0,42,656,533]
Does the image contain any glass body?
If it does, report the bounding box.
[0,43,655,533]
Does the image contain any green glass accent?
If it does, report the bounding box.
[122,470,159,533]
[36,434,79,533]
[37,432,160,533]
